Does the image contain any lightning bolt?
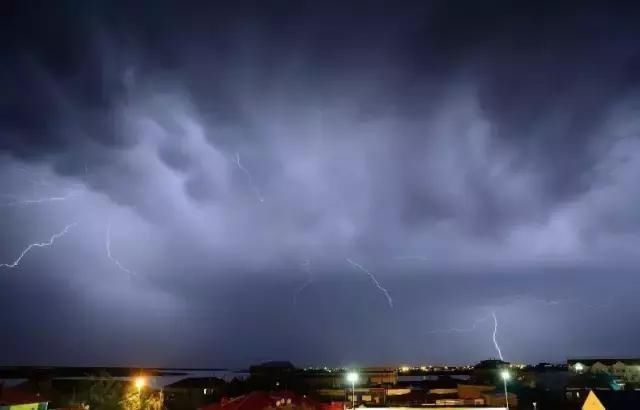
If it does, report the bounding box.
[491,312,504,361]
[0,223,77,269]
[106,222,136,276]
[293,259,313,306]
[235,152,264,203]
[345,258,393,308]
[424,310,508,409]
[501,293,614,311]
[1,191,79,206]
[492,311,510,410]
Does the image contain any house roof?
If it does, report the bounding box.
[385,390,427,405]
[0,386,48,406]
[200,391,321,410]
[568,358,640,366]
[200,392,271,410]
[583,390,640,410]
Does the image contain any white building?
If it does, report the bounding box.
[568,358,640,383]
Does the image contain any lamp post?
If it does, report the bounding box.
[500,369,510,410]
[346,371,359,409]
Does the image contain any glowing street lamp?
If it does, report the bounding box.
[346,371,359,409]
[500,369,511,381]
[134,376,146,391]
[575,363,585,373]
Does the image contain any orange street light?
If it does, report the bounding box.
[134,376,146,391]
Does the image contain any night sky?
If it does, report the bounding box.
[1,1,640,368]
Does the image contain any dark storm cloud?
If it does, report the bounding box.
[2,0,640,366]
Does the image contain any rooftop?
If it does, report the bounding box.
[0,386,48,406]
[583,390,640,410]
[200,391,321,410]
[568,358,640,366]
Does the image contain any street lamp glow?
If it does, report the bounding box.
[346,371,359,384]
[346,371,359,409]
[500,369,511,381]
[134,376,146,390]
[575,363,585,372]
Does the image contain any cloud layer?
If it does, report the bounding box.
[1,0,640,366]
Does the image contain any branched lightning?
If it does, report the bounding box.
[346,258,393,308]
[0,223,78,269]
[293,259,313,306]
[491,312,504,361]
[1,191,79,206]
[106,222,136,276]
[499,293,615,312]
[424,310,508,407]
[492,311,510,410]
[235,152,264,203]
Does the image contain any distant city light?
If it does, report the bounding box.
[400,366,410,372]
[575,363,585,372]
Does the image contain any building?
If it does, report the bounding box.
[568,358,640,380]
[481,391,518,408]
[199,391,324,410]
[297,367,397,391]
[472,359,510,385]
[457,383,495,400]
[358,367,397,386]
[249,362,297,390]
[0,385,49,410]
[520,363,570,391]
[164,377,225,410]
[298,370,341,389]
[568,358,640,392]
[315,387,401,406]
